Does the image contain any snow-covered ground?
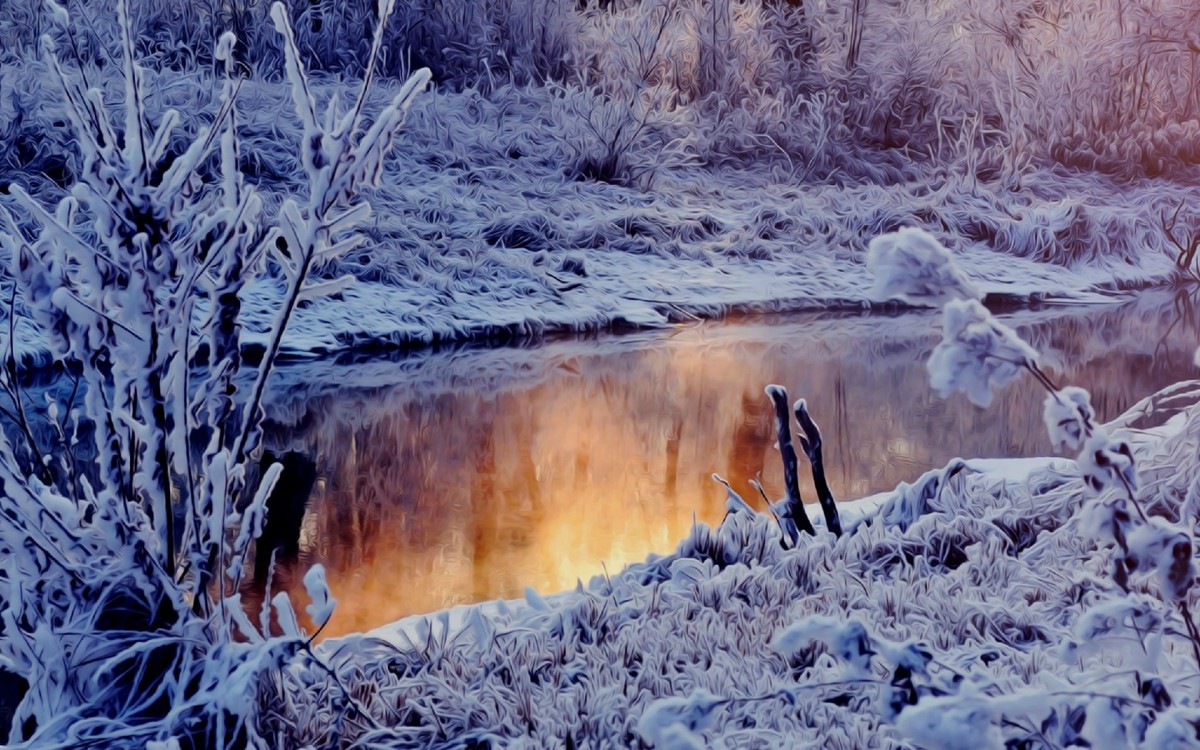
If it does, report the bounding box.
[259,230,1156,357]
[201,103,1200,356]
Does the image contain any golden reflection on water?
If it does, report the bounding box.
[259,296,1199,637]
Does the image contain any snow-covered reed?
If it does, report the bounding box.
[0,1,429,745]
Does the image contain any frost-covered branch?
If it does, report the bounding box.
[0,0,429,744]
[232,2,431,466]
[866,225,1200,740]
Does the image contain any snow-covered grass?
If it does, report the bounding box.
[5,0,1200,361]
[256,155,1189,356]
[1,153,1189,363]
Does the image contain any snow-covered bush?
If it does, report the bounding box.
[866,226,1200,747]
[0,0,429,744]
[563,0,689,186]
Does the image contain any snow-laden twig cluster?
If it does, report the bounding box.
[0,1,428,745]
[867,227,981,306]
[861,226,1200,747]
[927,298,1041,408]
[1043,385,1094,453]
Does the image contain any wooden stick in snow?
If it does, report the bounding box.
[794,399,843,537]
[765,385,816,543]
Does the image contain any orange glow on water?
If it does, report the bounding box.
[255,300,1197,638]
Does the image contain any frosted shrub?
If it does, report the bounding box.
[1126,521,1195,603]
[303,563,337,630]
[1144,707,1200,748]
[866,226,1200,747]
[566,0,687,186]
[0,0,429,745]
[868,228,1133,485]
[9,0,1200,191]
[773,616,874,678]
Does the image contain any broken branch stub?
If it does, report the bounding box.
[795,399,843,537]
[766,385,816,541]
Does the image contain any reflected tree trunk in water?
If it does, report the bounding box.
[471,400,498,603]
[506,391,543,516]
[728,389,772,492]
[664,414,682,505]
[833,374,850,486]
[252,451,318,589]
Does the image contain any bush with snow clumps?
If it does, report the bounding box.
[867,227,981,306]
[0,0,430,744]
[865,226,1200,749]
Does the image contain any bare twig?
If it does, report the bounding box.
[1160,200,1200,278]
[750,475,792,549]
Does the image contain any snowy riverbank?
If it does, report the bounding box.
[227,147,1200,357]
[6,228,1164,368]
[4,62,1197,363]
[258,234,1159,357]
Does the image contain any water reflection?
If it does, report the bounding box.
[258,292,1199,636]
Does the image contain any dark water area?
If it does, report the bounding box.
[244,291,1199,636]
